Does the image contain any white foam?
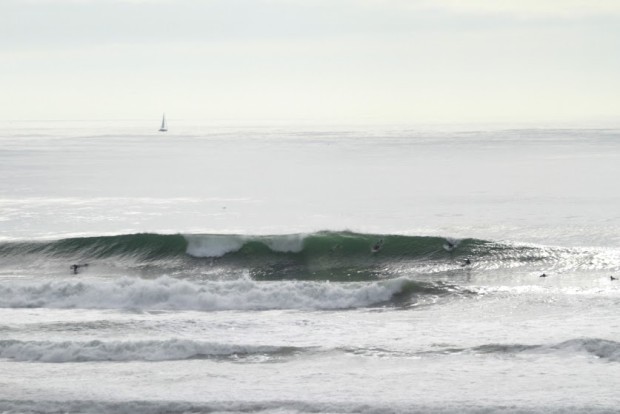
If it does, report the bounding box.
[184,234,307,257]
[262,234,306,253]
[0,276,409,311]
[185,234,247,257]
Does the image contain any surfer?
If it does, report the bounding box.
[461,258,471,267]
[611,276,617,281]
[371,239,384,253]
[70,263,89,275]
[444,240,456,252]
[539,273,547,278]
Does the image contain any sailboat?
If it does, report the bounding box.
[158,114,167,132]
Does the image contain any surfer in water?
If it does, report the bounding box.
[371,239,384,253]
[70,264,89,275]
[611,276,617,281]
[539,273,547,278]
[444,239,457,252]
[461,258,471,267]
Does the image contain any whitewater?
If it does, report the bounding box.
[1,121,620,414]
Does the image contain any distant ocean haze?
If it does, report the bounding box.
[0,123,618,247]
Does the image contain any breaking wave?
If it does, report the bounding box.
[0,276,461,311]
[1,231,616,280]
[0,231,475,261]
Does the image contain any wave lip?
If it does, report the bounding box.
[0,339,301,363]
[185,234,246,258]
[0,276,456,311]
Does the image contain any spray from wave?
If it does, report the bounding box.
[0,338,303,363]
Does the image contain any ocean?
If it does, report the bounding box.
[1,121,620,413]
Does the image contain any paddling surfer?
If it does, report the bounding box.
[70,263,89,274]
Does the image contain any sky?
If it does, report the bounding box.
[2,0,620,124]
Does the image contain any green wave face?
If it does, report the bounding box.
[183,232,484,280]
[0,231,587,281]
[0,233,189,260]
[1,231,471,259]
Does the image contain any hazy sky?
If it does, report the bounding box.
[2,0,620,124]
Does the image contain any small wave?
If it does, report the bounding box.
[5,336,617,364]
[0,339,300,363]
[0,397,618,414]
[550,338,620,361]
[436,338,620,362]
[0,399,614,414]
[0,276,455,311]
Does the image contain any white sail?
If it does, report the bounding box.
[159,114,167,132]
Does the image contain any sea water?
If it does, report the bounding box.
[1,121,620,413]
